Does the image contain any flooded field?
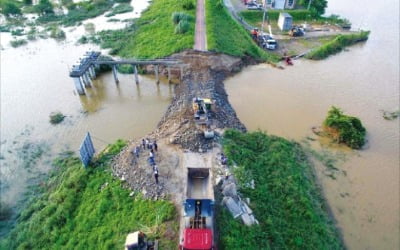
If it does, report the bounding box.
[0,38,172,209]
[225,0,399,249]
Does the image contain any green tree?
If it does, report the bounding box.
[35,0,54,15]
[23,0,32,5]
[297,0,327,16]
[1,1,22,17]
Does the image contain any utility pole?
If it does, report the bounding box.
[307,0,313,10]
[261,1,267,34]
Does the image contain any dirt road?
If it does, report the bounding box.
[194,0,207,51]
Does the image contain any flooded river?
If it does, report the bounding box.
[225,0,399,249]
[0,0,172,211]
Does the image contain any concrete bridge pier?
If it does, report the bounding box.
[154,65,159,84]
[180,65,184,82]
[167,66,171,83]
[112,65,119,84]
[83,72,92,87]
[73,77,85,95]
[133,65,139,84]
[89,66,96,79]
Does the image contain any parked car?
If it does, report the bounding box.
[247,3,263,10]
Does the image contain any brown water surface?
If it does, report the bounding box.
[0,38,172,207]
[225,0,399,249]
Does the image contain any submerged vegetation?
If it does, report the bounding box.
[323,106,366,149]
[306,31,370,60]
[0,140,178,249]
[49,112,65,124]
[218,130,343,249]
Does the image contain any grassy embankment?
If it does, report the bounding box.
[93,0,196,59]
[305,31,370,60]
[205,0,279,62]
[217,130,343,249]
[0,140,178,249]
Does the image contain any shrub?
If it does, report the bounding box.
[10,39,27,47]
[49,112,65,124]
[323,106,366,149]
[11,28,24,36]
[182,0,194,10]
[171,12,191,24]
[49,25,66,40]
[175,20,189,34]
[1,1,22,17]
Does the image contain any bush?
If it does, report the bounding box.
[11,28,24,36]
[10,38,27,47]
[182,0,194,10]
[1,1,22,17]
[49,112,65,124]
[171,12,192,24]
[175,20,189,34]
[49,25,66,40]
[323,106,366,149]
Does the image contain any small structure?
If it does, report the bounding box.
[278,12,293,31]
[263,0,296,9]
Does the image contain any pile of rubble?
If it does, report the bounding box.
[220,175,258,226]
[213,152,258,226]
[112,141,167,200]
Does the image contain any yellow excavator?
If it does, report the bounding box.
[192,98,214,138]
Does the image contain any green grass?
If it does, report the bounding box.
[240,10,350,28]
[0,140,178,249]
[240,9,313,27]
[114,0,196,58]
[206,0,278,62]
[218,130,343,249]
[306,31,370,60]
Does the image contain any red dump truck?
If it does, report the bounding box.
[179,168,215,250]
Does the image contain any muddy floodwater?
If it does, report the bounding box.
[0,39,172,210]
[225,0,399,249]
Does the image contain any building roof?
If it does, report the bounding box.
[279,12,292,18]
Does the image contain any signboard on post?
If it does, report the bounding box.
[79,132,95,168]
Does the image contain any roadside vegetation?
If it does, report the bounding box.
[205,0,279,62]
[305,31,370,60]
[240,10,351,32]
[218,130,343,249]
[323,106,366,149]
[0,140,178,249]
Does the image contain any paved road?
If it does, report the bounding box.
[194,0,207,51]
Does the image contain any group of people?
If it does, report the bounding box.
[131,138,160,184]
[142,138,159,184]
